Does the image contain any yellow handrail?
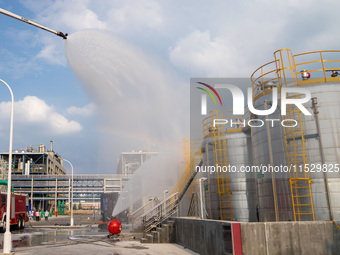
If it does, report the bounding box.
[251,49,340,100]
[326,220,340,231]
[251,59,280,101]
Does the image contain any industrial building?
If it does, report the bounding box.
[0,144,155,213]
[116,149,158,176]
[0,142,69,211]
[0,141,67,175]
[11,174,128,211]
[0,142,134,212]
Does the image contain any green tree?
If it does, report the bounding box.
[78,202,82,210]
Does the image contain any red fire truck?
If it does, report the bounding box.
[0,192,29,231]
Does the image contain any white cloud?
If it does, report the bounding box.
[17,0,164,66]
[23,0,107,31]
[169,30,247,77]
[66,103,96,117]
[106,0,164,33]
[4,0,340,74]
[0,96,82,135]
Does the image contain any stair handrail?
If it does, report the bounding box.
[142,192,179,233]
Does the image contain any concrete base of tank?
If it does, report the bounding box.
[171,217,340,255]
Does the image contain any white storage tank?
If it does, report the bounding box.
[251,49,340,221]
[201,111,257,221]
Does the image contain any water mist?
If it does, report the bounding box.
[65,30,187,216]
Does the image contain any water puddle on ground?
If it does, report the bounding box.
[0,227,109,248]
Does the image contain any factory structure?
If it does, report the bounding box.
[142,49,340,253]
[180,49,340,224]
[116,149,158,177]
[0,142,126,212]
[129,50,340,252]
[0,142,158,213]
[0,141,67,176]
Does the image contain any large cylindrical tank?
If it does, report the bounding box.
[251,49,340,222]
[251,91,293,221]
[300,83,340,220]
[201,128,257,222]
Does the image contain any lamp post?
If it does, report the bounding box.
[93,192,95,221]
[163,190,168,201]
[163,190,169,216]
[63,159,74,226]
[199,177,207,219]
[1,79,14,254]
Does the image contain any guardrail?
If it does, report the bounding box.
[130,197,160,230]
[12,174,128,180]
[251,49,340,101]
[141,192,179,234]
[293,50,340,85]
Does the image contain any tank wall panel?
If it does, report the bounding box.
[202,132,257,222]
[253,82,340,221]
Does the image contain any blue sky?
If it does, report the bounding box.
[0,0,339,174]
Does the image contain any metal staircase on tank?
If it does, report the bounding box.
[209,111,232,221]
[187,139,202,199]
[275,49,315,221]
[170,138,202,198]
[140,137,203,235]
[282,94,315,221]
[170,138,191,196]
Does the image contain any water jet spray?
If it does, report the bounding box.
[0,8,67,39]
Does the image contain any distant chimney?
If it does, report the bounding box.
[50,140,53,152]
[39,144,45,153]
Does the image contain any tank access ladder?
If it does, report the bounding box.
[275,49,315,221]
[210,111,232,221]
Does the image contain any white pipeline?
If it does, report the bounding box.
[0,8,67,39]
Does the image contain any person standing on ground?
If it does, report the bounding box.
[45,209,49,221]
[36,210,40,221]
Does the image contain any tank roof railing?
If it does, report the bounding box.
[251,59,281,101]
[293,50,340,85]
[251,49,340,101]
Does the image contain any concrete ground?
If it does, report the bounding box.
[9,241,199,255]
[0,212,200,255]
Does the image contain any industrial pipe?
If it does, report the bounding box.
[177,160,202,203]
[312,97,333,220]
[264,100,279,222]
[199,177,207,219]
[0,8,67,39]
